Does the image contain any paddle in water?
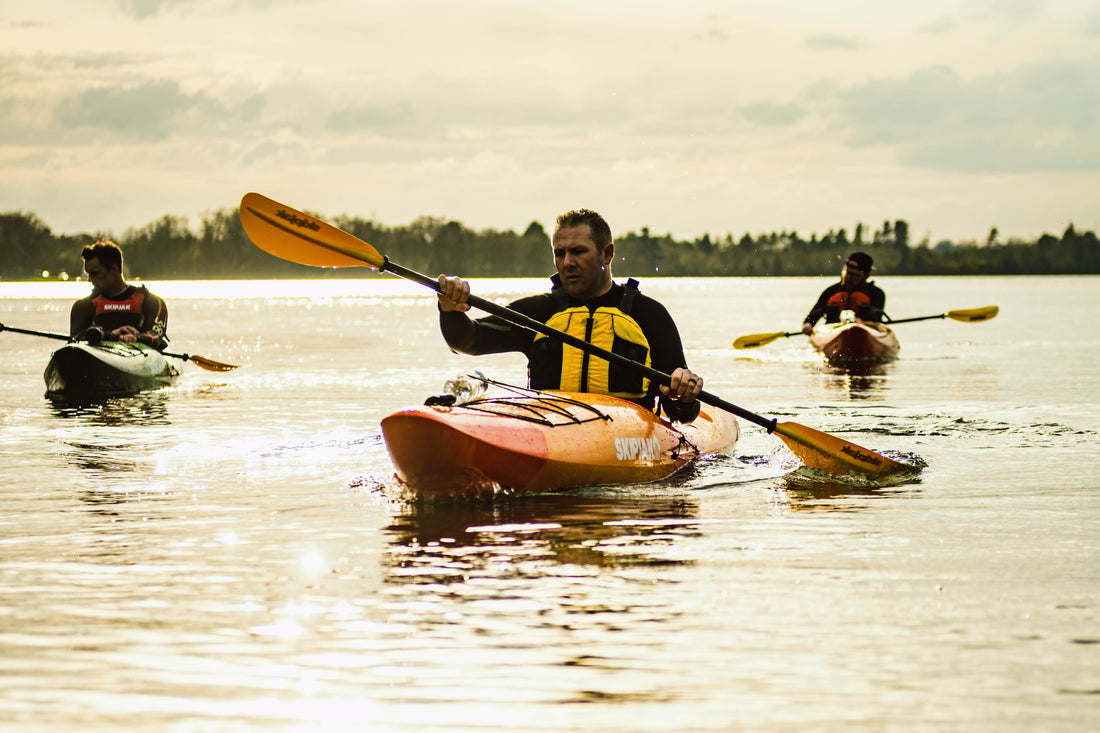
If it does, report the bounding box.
[0,323,240,372]
[734,305,999,349]
[238,192,910,482]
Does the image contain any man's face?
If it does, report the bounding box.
[841,260,868,289]
[83,256,123,296]
[552,224,613,300]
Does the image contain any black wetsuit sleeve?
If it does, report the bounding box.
[804,285,836,326]
[632,295,700,424]
[439,294,552,356]
[862,283,886,322]
[70,298,95,338]
[138,291,169,350]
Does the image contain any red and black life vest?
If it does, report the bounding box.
[826,289,872,317]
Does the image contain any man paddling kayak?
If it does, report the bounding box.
[801,251,887,335]
[437,208,703,423]
[70,239,169,350]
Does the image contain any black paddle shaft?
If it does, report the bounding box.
[0,322,202,364]
[884,313,945,325]
[0,323,72,341]
[380,258,779,433]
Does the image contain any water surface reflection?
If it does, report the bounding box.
[48,390,172,425]
[382,492,702,579]
[814,361,894,400]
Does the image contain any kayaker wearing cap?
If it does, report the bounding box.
[437,208,703,423]
[800,251,886,336]
[70,239,169,350]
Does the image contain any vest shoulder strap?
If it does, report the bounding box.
[619,278,640,315]
[549,277,641,314]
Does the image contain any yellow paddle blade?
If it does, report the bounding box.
[186,354,240,372]
[773,421,911,481]
[945,305,998,323]
[239,192,384,269]
[733,332,788,349]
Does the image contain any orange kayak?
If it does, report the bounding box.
[808,322,899,364]
[381,384,739,497]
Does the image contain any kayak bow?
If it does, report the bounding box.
[808,322,900,365]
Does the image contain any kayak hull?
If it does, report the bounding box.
[809,322,899,364]
[44,342,180,398]
[381,389,739,497]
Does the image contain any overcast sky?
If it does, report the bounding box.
[2,0,1098,245]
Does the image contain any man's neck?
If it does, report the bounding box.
[579,279,616,303]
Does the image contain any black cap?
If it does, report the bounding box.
[847,252,873,272]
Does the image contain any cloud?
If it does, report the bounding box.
[327,102,431,138]
[919,17,958,35]
[114,0,201,20]
[832,56,1100,172]
[740,102,805,126]
[51,81,227,141]
[238,135,308,167]
[113,0,294,19]
[805,34,865,51]
[965,0,1039,25]
[1088,7,1100,37]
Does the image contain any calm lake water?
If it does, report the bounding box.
[1,274,1097,732]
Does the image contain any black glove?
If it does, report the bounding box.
[76,326,106,345]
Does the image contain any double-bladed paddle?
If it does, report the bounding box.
[238,192,910,482]
[733,306,999,349]
[733,330,804,350]
[0,323,240,372]
[884,306,999,325]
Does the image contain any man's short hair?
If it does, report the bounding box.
[555,209,612,248]
[82,239,124,271]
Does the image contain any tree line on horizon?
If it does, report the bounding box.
[1,207,1097,282]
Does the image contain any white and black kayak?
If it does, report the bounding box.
[44,341,180,398]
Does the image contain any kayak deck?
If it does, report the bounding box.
[809,322,899,364]
[44,341,180,398]
[381,383,739,497]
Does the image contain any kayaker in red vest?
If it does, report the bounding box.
[436,208,703,423]
[70,239,169,350]
[801,252,886,336]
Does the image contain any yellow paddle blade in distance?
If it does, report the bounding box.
[186,354,240,372]
[239,192,384,269]
[773,421,911,481]
[733,332,787,349]
[945,305,998,323]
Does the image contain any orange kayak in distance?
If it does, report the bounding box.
[381,383,739,497]
[808,322,900,365]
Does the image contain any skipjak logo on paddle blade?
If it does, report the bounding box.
[841,445,882,466]
[275,209,321,232]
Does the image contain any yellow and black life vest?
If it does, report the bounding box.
[529,279,651,400]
